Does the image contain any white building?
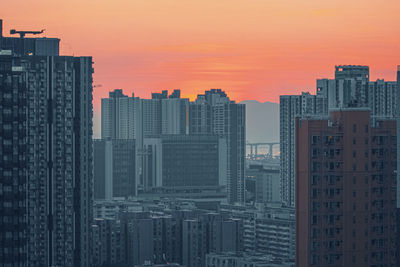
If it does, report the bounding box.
[279,92,327,207]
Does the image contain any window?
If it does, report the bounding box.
[312,175,319,185]
[312,215,318,225]
[312,148,319,158]
[353,124,357,133]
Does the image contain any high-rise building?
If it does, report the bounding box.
[282,66,399,209]
[0,50,29,266]
[296,109,397,267]
[144,89,189,136]
[317,65,398,118]
[0,50,93,266]
[101,89,138,139]
[396,66,400,263]
[368,79,398,121]
[101,88,245,203]
[279,92,328,207]
[317,65,370,109]
[100,89,190,191]
[94,139,136,199]
[161,97,189,135]
[142,98,162,136]
[396,66,400,209]
[189,101,212,134]
[190,89,246,204]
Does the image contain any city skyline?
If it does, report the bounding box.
[2,0,400,110]
[1,3,400,266]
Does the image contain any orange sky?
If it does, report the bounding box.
[2,0,400,108]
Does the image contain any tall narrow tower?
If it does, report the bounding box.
[0,22,93,266]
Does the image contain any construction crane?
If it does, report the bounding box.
[10,29,45,38]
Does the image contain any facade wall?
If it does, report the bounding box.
[0,53,93,267]
[0,53,28,265]
[94,139,136,198]
[296,109,397,267]
[161,98,189,135]
[161,135,222,187]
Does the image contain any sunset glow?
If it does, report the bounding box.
[2,0,400,108]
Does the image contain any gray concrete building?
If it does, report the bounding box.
[142,135,227,190]
[161,97,189,135]
[220,203,295,261]
[101,88,245,203]
[182,213,243,267]
[368,79,398,120]
[101,89,139,140]
[397,66,400,210]
[212,219,244,253]
[317,65,398,119]
[91,199,248,267]
[101,89,191,191]
[279,92,327,208]
[92,218,126,267]
[94,139,136,199]
[247,165,280,204]
[190,89,246,204]
[280,66,398,209]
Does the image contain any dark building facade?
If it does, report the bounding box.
[143,135,227,190]
[189,89,246,204]
[0,50,93,266]
[162,135,224,187]
[296,109,397,267]
[0,51,28,265]
[92,207,244,267]
[94,139,136,199]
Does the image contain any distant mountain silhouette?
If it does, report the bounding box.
[240,100,279,144]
